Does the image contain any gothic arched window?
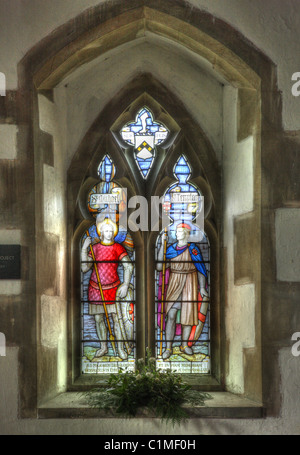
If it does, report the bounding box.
[76,101,216,379]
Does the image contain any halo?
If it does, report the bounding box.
[96,217,118,237]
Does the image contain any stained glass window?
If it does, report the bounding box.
[155,155,211,374]
[80,155,136,374]
[120,107,169,179]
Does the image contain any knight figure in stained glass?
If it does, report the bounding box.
[120,107,169,179]
[155,155,210,374]
[82,218,133,359]
[80,155,135,374]
[157,224,208,355]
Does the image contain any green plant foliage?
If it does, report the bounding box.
[81,348,212,426]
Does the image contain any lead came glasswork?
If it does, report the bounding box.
[81,155,136,374]
[120,107,169,179]
[155,155,210,373]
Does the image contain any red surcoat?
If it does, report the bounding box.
[88,242,127,304]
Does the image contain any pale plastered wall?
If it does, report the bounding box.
[56,36,224,169]
[1,0,300,130]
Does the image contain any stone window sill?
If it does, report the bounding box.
[68,373,222,392]
[38,391,263,419]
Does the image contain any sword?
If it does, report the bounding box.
[115,285,132,355]
[86,230,116,356]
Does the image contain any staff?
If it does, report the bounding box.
[86,230,116,356]
[160,228,168,356]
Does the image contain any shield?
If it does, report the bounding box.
[135,135,154,159]
[191,295,209,344]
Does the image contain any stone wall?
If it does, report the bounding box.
[0,0,299,434]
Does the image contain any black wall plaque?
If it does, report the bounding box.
[0,245,21,279]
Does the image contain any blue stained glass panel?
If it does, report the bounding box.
[120,107,169,179]
[98,155,116,182]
